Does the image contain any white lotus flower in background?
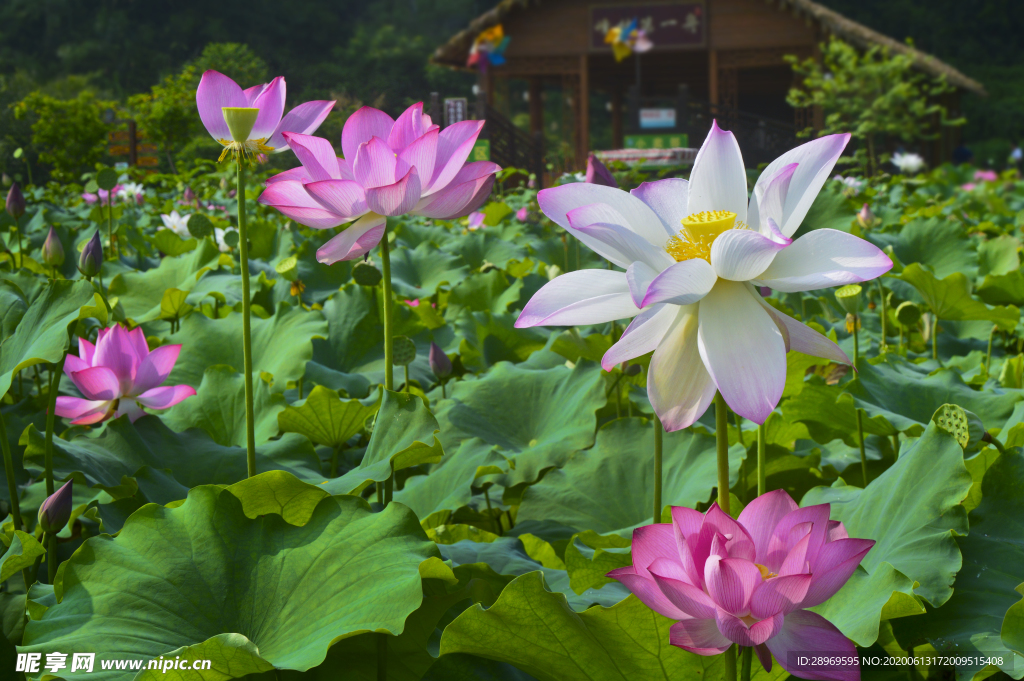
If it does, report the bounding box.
[117,182,146,204]
[214,227,238,253]
[516,122,892,430]
[891,152,925,175]
[833,175,864,192]
[159,211,192,238]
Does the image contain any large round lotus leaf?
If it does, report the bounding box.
[439,571,777,681]
[388,241,470,299]
[394,438,508,519]
[898,263,1018,330]
[801,422,972,608]
[868,217,977,279]
[277,384,377,449]
[19,473,439,680]
[168,302,327,391]
[516,417,745,535]
[163,365,287,447]
[0,280,94,397]
[892,449,1024,680]
[432,360,607,487]
[0,280,27,342]
[107,238,221,321]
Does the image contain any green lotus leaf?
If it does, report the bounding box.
[152,229,197,257]
[19,473,440,680]
[869,217,976,279]
[107,238,221,322]
[516,417,744,535]
[899,262,1019,330]
[394,438,509,519]
[563,531,632,594]
[454,312,548,372]
[433,361,606,487]
[445,270,523,319]
[810,561,921,647]
[977,269,1024,307]
[801,422,972,607]
[891,448,1024,680]
[168,302,327,391]
[0,280,27,342]
[277,384,377,449]
[388,242,470,299]
[0,280,95,398]
[441,229,527,272]
[162,365,286,448]
[794,182,856,236]
[439,571,777,681]
[0,530,44,584]
[978,234,1021,278]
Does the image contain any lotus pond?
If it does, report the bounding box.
[1,136,1023,681]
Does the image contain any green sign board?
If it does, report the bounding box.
[624,134,689,150]
[471,139,491,162]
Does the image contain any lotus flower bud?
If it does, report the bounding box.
[183,186,196,204]
[759,286,772,297]
[857,203,876,228]
[835,284,862,315]
[585,154,617,188]
[6,182,25,219]
[78,231,103,278]
[42,226,64,267]
[38,480,73,534]
[429,342,452,378]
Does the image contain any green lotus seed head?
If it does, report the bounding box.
[353,261,383,286]
[931,404,969,449]
[896,301,922,328]
[275,255,299,282]
[835,284,863,315]
[392,335,416,366]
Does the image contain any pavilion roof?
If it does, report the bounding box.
[431,0,986,96]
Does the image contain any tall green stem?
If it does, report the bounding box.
[714,393,730,515]
[44,353,66,584]
[653,416,663,524]
[852,313,859,365]
[47,533,57,584]
[931,315,939,363]
[379,226,395,509]
[986,325,996,374]
[740,645,752,681]
[857,408,868,486]
[757,422,766,497]
[0,413,24,531]
[877,279,887,354]
[723,645,737,681]
[108,197,116,259]
[236,161,257,478]
[14,216,23,269]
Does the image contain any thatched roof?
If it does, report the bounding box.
[431,0,986,96]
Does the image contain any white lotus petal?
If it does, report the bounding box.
[648,306,717,431]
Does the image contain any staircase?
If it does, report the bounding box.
[478,102,546,187]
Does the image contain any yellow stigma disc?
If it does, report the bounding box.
[666,210,738,262]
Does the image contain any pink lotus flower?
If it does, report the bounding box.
[82,186,121,206]
[974,169,998,182]
[516,207,529,222]
[467,211,486,230]
[586,153,618,188]
[610,490,872,681]
[196,70,335,162]
[55,325,196,425]
[258,103,500,264]
[960,183,977,192]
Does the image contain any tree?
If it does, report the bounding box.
[786,37,964,175]
[128,66,201,174]
[12,89,116,181]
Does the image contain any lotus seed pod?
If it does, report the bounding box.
[275,255,299,282]
[896,301,922,327]
[835,284,862,315]
[353,261,383,286]
[931,404,969,449]
[95,168,118,192]
[392,336,416,366]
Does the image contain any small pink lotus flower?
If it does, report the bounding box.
[960,183,977,192]
[55,325,196,425]
[467,211,486,230]
[586,153,618,188]
[82,186,121,206]
[258,102,500,264]
[609,490,872,681]
[516,206,529,222]
[974,169,998,182]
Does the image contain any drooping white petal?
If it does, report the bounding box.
[515,270,639,327]
[602,303,676,370]
[630,178,689,234]
[756,295,851,364]
[538,183,673,250]
[752,229,893,292]
[626,261,659,308]
[751,134,851,237]
[687,121,748,222]
[648,306,717,431]
[568,203,675,270]
[710,223,791,282]
[697,280,786,424]
[642,259,718,307]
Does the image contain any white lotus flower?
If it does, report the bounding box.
[833,175,864,192]
[117,182,146,203]
[214,227,238,253]
[159,211,192,238]
[516,122,892,430]
[891,152,925,175]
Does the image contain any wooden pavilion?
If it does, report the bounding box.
[431,0,985,173]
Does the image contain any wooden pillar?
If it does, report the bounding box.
[528,77,543,136]
[708,49,719,106]
[611,88,624,149]
[578,54,590,168]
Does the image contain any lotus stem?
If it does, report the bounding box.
[740,645,752,681]
[0,414,27,533]
[852,313,859,365]
[714,393,730,515]
[14,218,23,269]
[236,160,256,478]
[857,408,868,486]
[404,365,410,393]
[484,487,501,535]
[331,446,341,478]
[47,533,57,584]
[986,325,995,374]
[653,415,663,524]
[723,645,737,681]
[757,422,766,497]
[877,279,887,354]
[380,226,396,507]
[931,315,939,363]
[108,198,116,259]
[44,353,66,584]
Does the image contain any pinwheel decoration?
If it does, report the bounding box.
[467,24,510,71]
[604,18,654,62]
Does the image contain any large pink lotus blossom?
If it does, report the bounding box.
[258,103,499,264]
[609,490,873,681]
[55,325,196,425]
[196,70,334,162]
